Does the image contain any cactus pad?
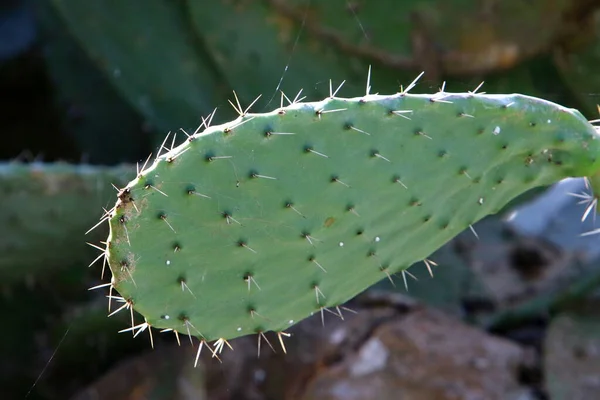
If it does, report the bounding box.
[102,89,600,349]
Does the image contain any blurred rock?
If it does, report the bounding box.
[196,292,532,400]
[72,345,206,400]
[544,305,600,400]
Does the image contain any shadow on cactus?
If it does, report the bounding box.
[88,73,600,365]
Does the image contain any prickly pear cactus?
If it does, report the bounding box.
[96,85,600,356]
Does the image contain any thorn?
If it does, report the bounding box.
[166,147,190,163]
[180,280,196,298]
[207,155,232,161]
[285,202,305,217]
[194,340,205,368]
[365,65,372,96]
[347,206,360,217]
[381,267,395,286]
[121,221,131,246]
[423,258,438,278]
[317,108,347,116]
[183,319,202,346]
[280,90,292,106]
[156,132,171,159]
[391,109,413,120]
[310,257,327,273]
[314,285,326,304]
[245,274,261,291]
[251,172,277,180]
[223,212,241,225]
[161,329,182,347]
[179,127,191,138]
[266,131,296,136]
[213,338,233,356]
[331,176,350,187]
[145,184,168,197]
[244,94,262,115]
[372,151,391,162]
[394,177,408,189]
[340,305,357,314]
[224,116,255,133]
[323,306,343,320]
[85,213,110,235]
[581,228,600,237]
[302,233,320,245]
[469,81,485,95]
[258,332,275,357]
[292,89,306,104]
[329,79,346,98]
[238,241,257,253]
[430,96,454,104]
[193,108,218,135]
[138,153,153,177]
[414,130,432,140]
[160,214,176,233]
[469,224,480,239]
[188,188,211,199]
[169,132,177,151]
[277,331,290,354]
[228,91,244,117]
[438,81,446,93]
[108,283,113,312]
[88,282,111,291]
[86,242,107,277]
[305,147,329,158]
[400,269,418,291]
[347,125,371,135]
[401,71,424,94]
[118,321,148,338]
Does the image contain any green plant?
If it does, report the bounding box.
[91,78,600,362]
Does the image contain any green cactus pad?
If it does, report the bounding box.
[104,91,600,344]
[0,162,132,283]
